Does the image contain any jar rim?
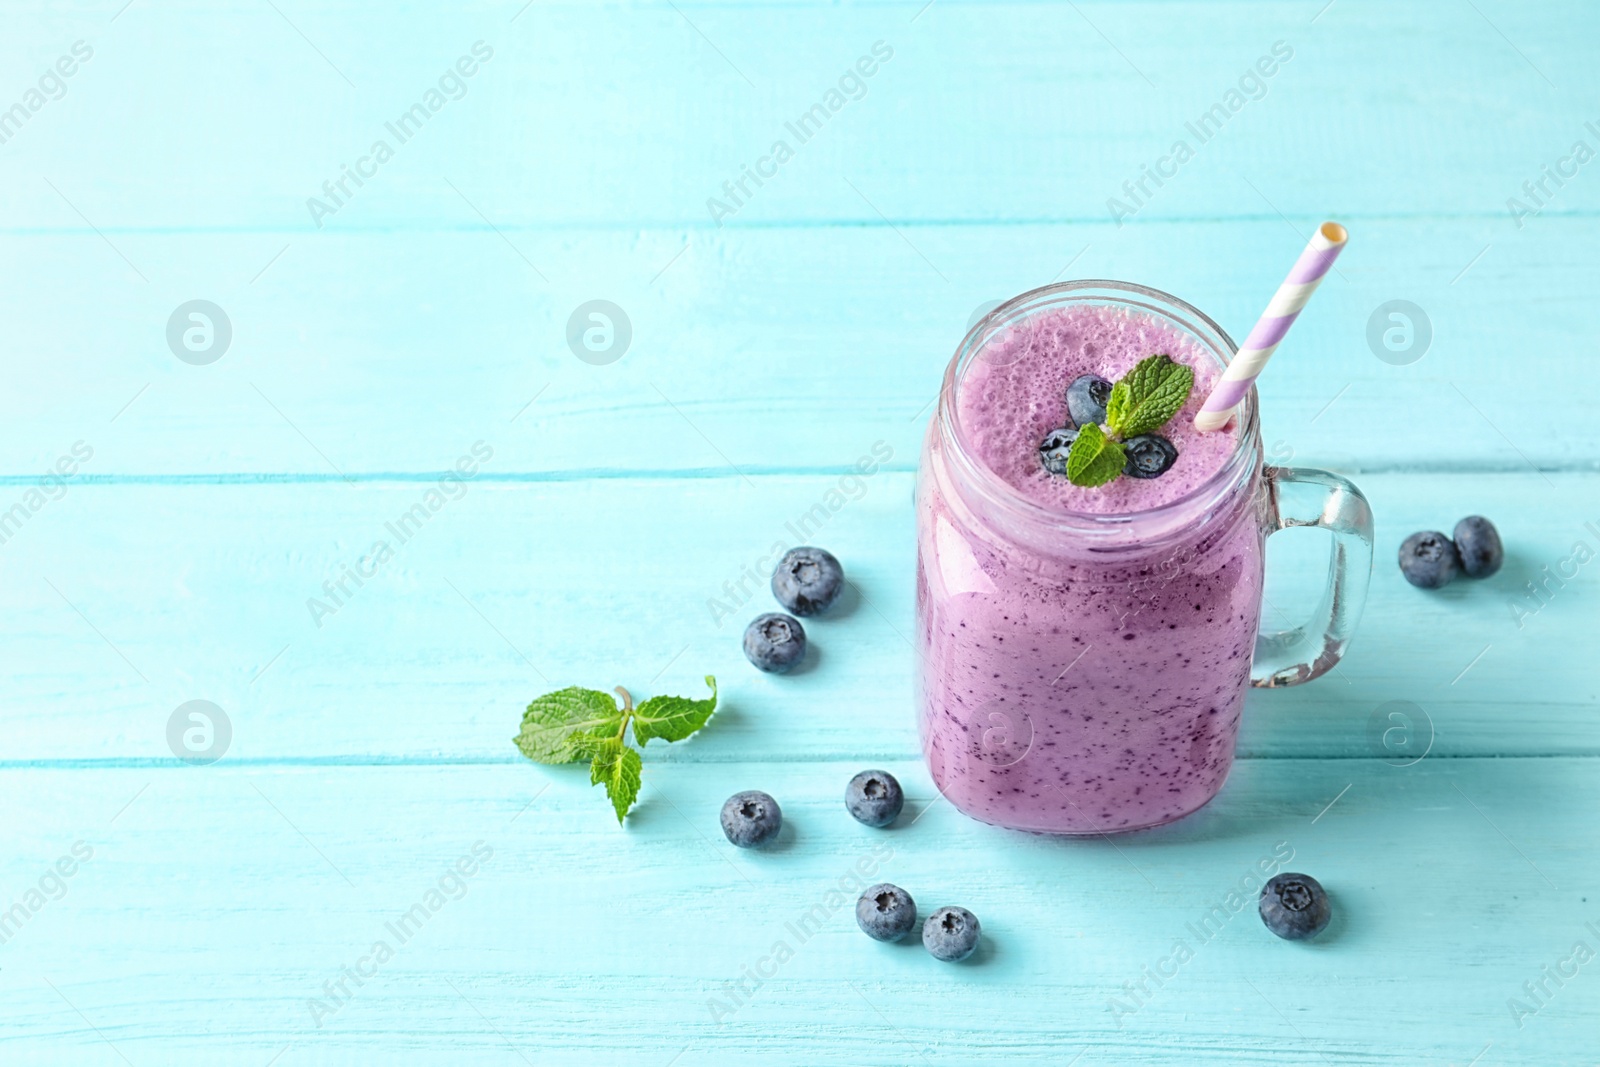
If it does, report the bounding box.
[937,279,1262,537]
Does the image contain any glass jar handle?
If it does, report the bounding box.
[1251,466,1375,688]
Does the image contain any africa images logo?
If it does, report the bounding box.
[305,41,495,228]
[0,40,94,148]
[705,41,894,226]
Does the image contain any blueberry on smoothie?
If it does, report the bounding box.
[771,546,844,616]
[720,790,782,848]
[845,770,904,827]
[1122,433,1177,479]
[743,612,807,673]
[1259,873,1332,940]
[856,883,917,942]
[1038,427,1078,476]
[1453,516,1503,579]
[1065,374,1112,428]
[922,906,981,962]
[1399,531,1460,589]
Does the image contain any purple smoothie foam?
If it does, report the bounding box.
[916,301,1263,834]
[959,303,1236,514]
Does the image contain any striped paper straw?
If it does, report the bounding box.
[1194,221,1348,432]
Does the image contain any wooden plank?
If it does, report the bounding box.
[0,756,1593,1063]
[3,4,1596,1064]
[2,218,1595,476]
[1,2,1593,228]
[0,471,1590,763]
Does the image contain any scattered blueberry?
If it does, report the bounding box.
[743,612,807,673]
[1259,872,1332,940]
[1038,427,1078,476]
[1399,531,1460,589]
[1065,374,1112,428]
[771,546,844,616]
[1453,516,1503,579]
[845,770,904,828]
[922,906,981,962]
[856,883,918,942]
[720,790,783,848]
[1122,433,1177,479]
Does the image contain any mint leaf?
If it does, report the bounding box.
[633,676,718,744]
[516,678,724,827]
[514,687,623,764]
[589,738,643,824]
[1105,354,1194,439]
[1066,423,1126,487]
[1105,381,1132,434]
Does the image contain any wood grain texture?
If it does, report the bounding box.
[2,1,1596,227]
[2,0,1597,1063]
[0,472,1593,764]
[3,220,1596,475]
[1,758,1595,1064]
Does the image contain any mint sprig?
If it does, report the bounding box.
[515,676,718,824]
[1065,423,1125,487]
[588,739,643,825]
[1105,354,1194,439]
[1064,354,1195,488]
[513,687,622,763]
[633,686,720,742]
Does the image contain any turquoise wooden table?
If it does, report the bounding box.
[4,1,1598,1062]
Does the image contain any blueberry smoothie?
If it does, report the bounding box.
[916,296,1266,834]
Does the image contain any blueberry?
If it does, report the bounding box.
[720,790,782,848]
[1123,433,1177,479]
[743,612,806,673]
[1065,374,1112,428]
[1038,427,1078,477]
[856,883,917,942]
[1259,872,1331,940]
[845,770,904,828]
[771,546,844,616]
[922,906,981,962]
[1453,516,1503,579]
[1399,531,1460,589]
